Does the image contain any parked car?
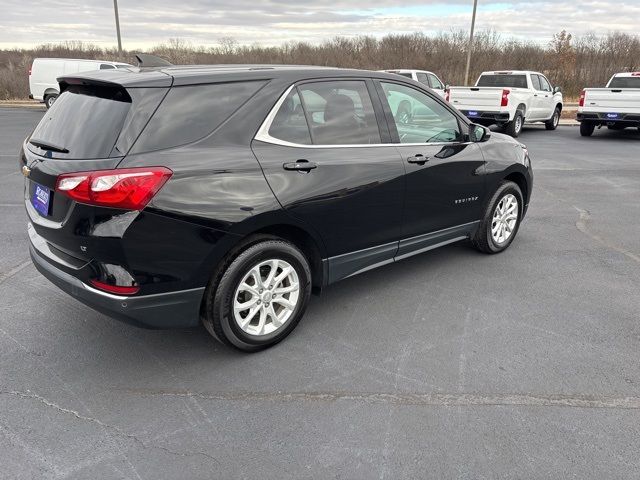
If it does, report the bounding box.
[447,70,563,137]
[381,69,447,98]
[577,72,640,136]
[29,58,131,108]
[22,65,533,351]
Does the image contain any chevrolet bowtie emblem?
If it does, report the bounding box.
[22,166,31,177]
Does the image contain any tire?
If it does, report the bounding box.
[505,111,524,137]
[472,181,523,254]
[44,94,58,109]
[545,107,560,130]
[580,121,595,137]
[202,239,312,352]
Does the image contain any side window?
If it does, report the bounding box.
[381,82,462,144]
[298,81,381,145]
[132,81,266,153]
[416,72,430,86]
[539,75,552,92]
[268,89,312,145]
[100,64,116,70]
[531,74,542,91]
[427,74,444,90]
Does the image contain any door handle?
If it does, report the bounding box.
[283,160,317,172]
[407,154,430,165]
[533,94,538,97]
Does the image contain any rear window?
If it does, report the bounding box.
[28,85,132,159]
[131,81,266,153]
[477,74,528,88]
[608,77,640,88]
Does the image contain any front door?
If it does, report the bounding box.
[252,79,406,282]
[375,80,486,257]
[536,74,556,120]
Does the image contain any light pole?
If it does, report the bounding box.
[463,0,478,86]
[113,0,123,57]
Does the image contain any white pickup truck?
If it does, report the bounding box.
[577,72,640,136]
[447,70,563,137]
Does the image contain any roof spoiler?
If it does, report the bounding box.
[135,53,173,68]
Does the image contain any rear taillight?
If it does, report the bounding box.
[445,88,450,102]
[579,89,586,107]
[28,65,32,76]
[501,89,510,107]
[89,279,140,295]
[632,72,640,76]
[56,167,172,210]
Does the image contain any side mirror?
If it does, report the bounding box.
[553,86,562,94]
[444,84,450,91]
[469,123,490,143]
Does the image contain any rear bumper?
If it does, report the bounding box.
[30,238,205,329]
[577,112,640,126]
[461,110,511,124]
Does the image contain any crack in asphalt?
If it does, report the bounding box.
[119,389,640,410]
[0,260,32,285]
[574,207,640,264]
[1,390,221,467]
[537,185,640,264]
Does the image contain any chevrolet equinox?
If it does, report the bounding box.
[22,64,533,351]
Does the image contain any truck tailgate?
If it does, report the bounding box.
[582,88,640,113]
[448,87,504,109]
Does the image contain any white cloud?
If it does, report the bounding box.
[0,1,638,49]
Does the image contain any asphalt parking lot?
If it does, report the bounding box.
[1,106,639,479]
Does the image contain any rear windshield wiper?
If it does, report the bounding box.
[29,138,69,154]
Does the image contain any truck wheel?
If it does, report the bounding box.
[545,107,560,130]
[505,111,523,137]
[580,122,595,137]
[44,94,58,109]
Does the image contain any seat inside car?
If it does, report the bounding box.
[315,93,367,145]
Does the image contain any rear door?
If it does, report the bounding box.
[375,80,486,256]
[529,74,544,120]
[252,79,406,283]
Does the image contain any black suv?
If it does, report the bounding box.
[22,65,533,351]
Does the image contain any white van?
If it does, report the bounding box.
[29,58,131,108]
[380,69,448,98]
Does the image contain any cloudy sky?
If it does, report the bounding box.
[1,1,638,49]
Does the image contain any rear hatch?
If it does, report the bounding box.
[22,77,169,262]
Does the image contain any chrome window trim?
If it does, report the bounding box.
[254,82,472,149]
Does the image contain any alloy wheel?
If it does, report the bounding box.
[232,258,300,336]
[491,193,519,244]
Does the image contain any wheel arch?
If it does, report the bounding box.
[249,224,326,293]
[503,171,529,213]
[43,88,59,97]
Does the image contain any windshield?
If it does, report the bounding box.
[477,74,528,88]
[608,76,640,88]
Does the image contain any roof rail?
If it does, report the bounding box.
[135,54,173,68]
